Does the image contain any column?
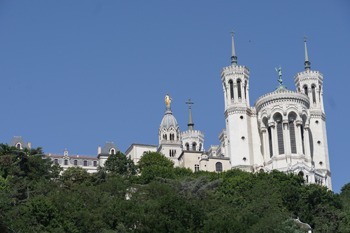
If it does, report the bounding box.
[242,82,246,103]
[295,120,303,156]
[304,126,311,161]
[315,87,320,108]
[246,85,250,106]
[283,120,290,155]
[233,84,238,103]
[269,122,277,157]
[261,128,269,164]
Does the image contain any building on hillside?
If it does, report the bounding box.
[8,33,331,189]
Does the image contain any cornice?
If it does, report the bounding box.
[255,90,309,112]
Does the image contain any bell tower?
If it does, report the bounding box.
[293,36,331,188]
[221,31,253,171]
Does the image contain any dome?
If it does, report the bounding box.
[160,107,179,130]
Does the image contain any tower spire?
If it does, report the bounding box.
[230,30,237,65]
[303,35,311,71]
[186,99,194,130]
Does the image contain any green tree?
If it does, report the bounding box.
[137,151,174,172]
[61,166,91,190]
[104,151,136,176]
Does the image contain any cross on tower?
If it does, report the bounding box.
[230,30,235,37]
[303,35,307,42]
[186,99,194,107]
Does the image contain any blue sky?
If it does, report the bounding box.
[0,1,349,193]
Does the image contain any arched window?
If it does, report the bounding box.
[192,142,197,151]
[64,160,68,165]
[83,160,88,166]
[298,171,304,177]
[199,143,202,151]
[303,85,308,96]
[111,149,115,155]
[288,112,297,154]
[185,143,189,151]
[93,161,97,167]
[216,162,223,172]
[301,115,307,155]
[229,80,234,100]
[312,85,316,103]
[237,79,242,98]
[170,133,174,141]
[274,113,284,155]
[164,134,167,140]
[54,159,58,165]
[74,160,78,166]
[16,143,21,149]
[268,126,273,157]
[244,80,247,99]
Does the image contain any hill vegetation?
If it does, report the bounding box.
[0,144,349,232]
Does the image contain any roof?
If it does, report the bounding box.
[45,154,98,160]
[100,142,120,155]
[160,106,179,130]
[9,136,29,149]
[125,143,158,155]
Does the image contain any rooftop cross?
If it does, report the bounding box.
[186,99,194,130]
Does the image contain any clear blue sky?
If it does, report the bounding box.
[0,1,349,193]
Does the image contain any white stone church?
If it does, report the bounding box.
[8,33,331,190]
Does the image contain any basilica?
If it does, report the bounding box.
[9,33,332,190]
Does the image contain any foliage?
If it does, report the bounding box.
[61,166,92,190]
[0,144,348,232]
[104,151,136,176]
[137,151,174,172]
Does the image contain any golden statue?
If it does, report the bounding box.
[165,93,172,107]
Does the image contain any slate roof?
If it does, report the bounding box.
[9,136,29,149]
[100,142,120,155]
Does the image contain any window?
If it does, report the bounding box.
[16,143,21,149]
[312,85,316,103]
[229,80,234,99]
[301,125,305,154]
[274,113,284,155]
[74,160,78,166]
[268,126,273,157]
[84,160,88,166]
[194,164,199,172]
[216,162,223,172]
[163,134,167,140]
[304,85,308,95]
[64,159,68,165]
[170,133,174,141]
[111,149,115,155]
[93,161,97,167]
[185,143,189,151]
[192,142,197,151]
[54,159,58,165]
[288,113,297,154]
[237,79,242,98]
[199,143,202,151]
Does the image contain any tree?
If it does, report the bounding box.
[61,166,91,190]
[104,151,136,176]
[137,151,174,172]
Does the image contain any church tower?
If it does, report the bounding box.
[293,37,331,188]
[221,31,253,171]
[181,99,204,152]
[158,94,182,166]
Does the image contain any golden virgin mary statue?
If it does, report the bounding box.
[165,93,172,107]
